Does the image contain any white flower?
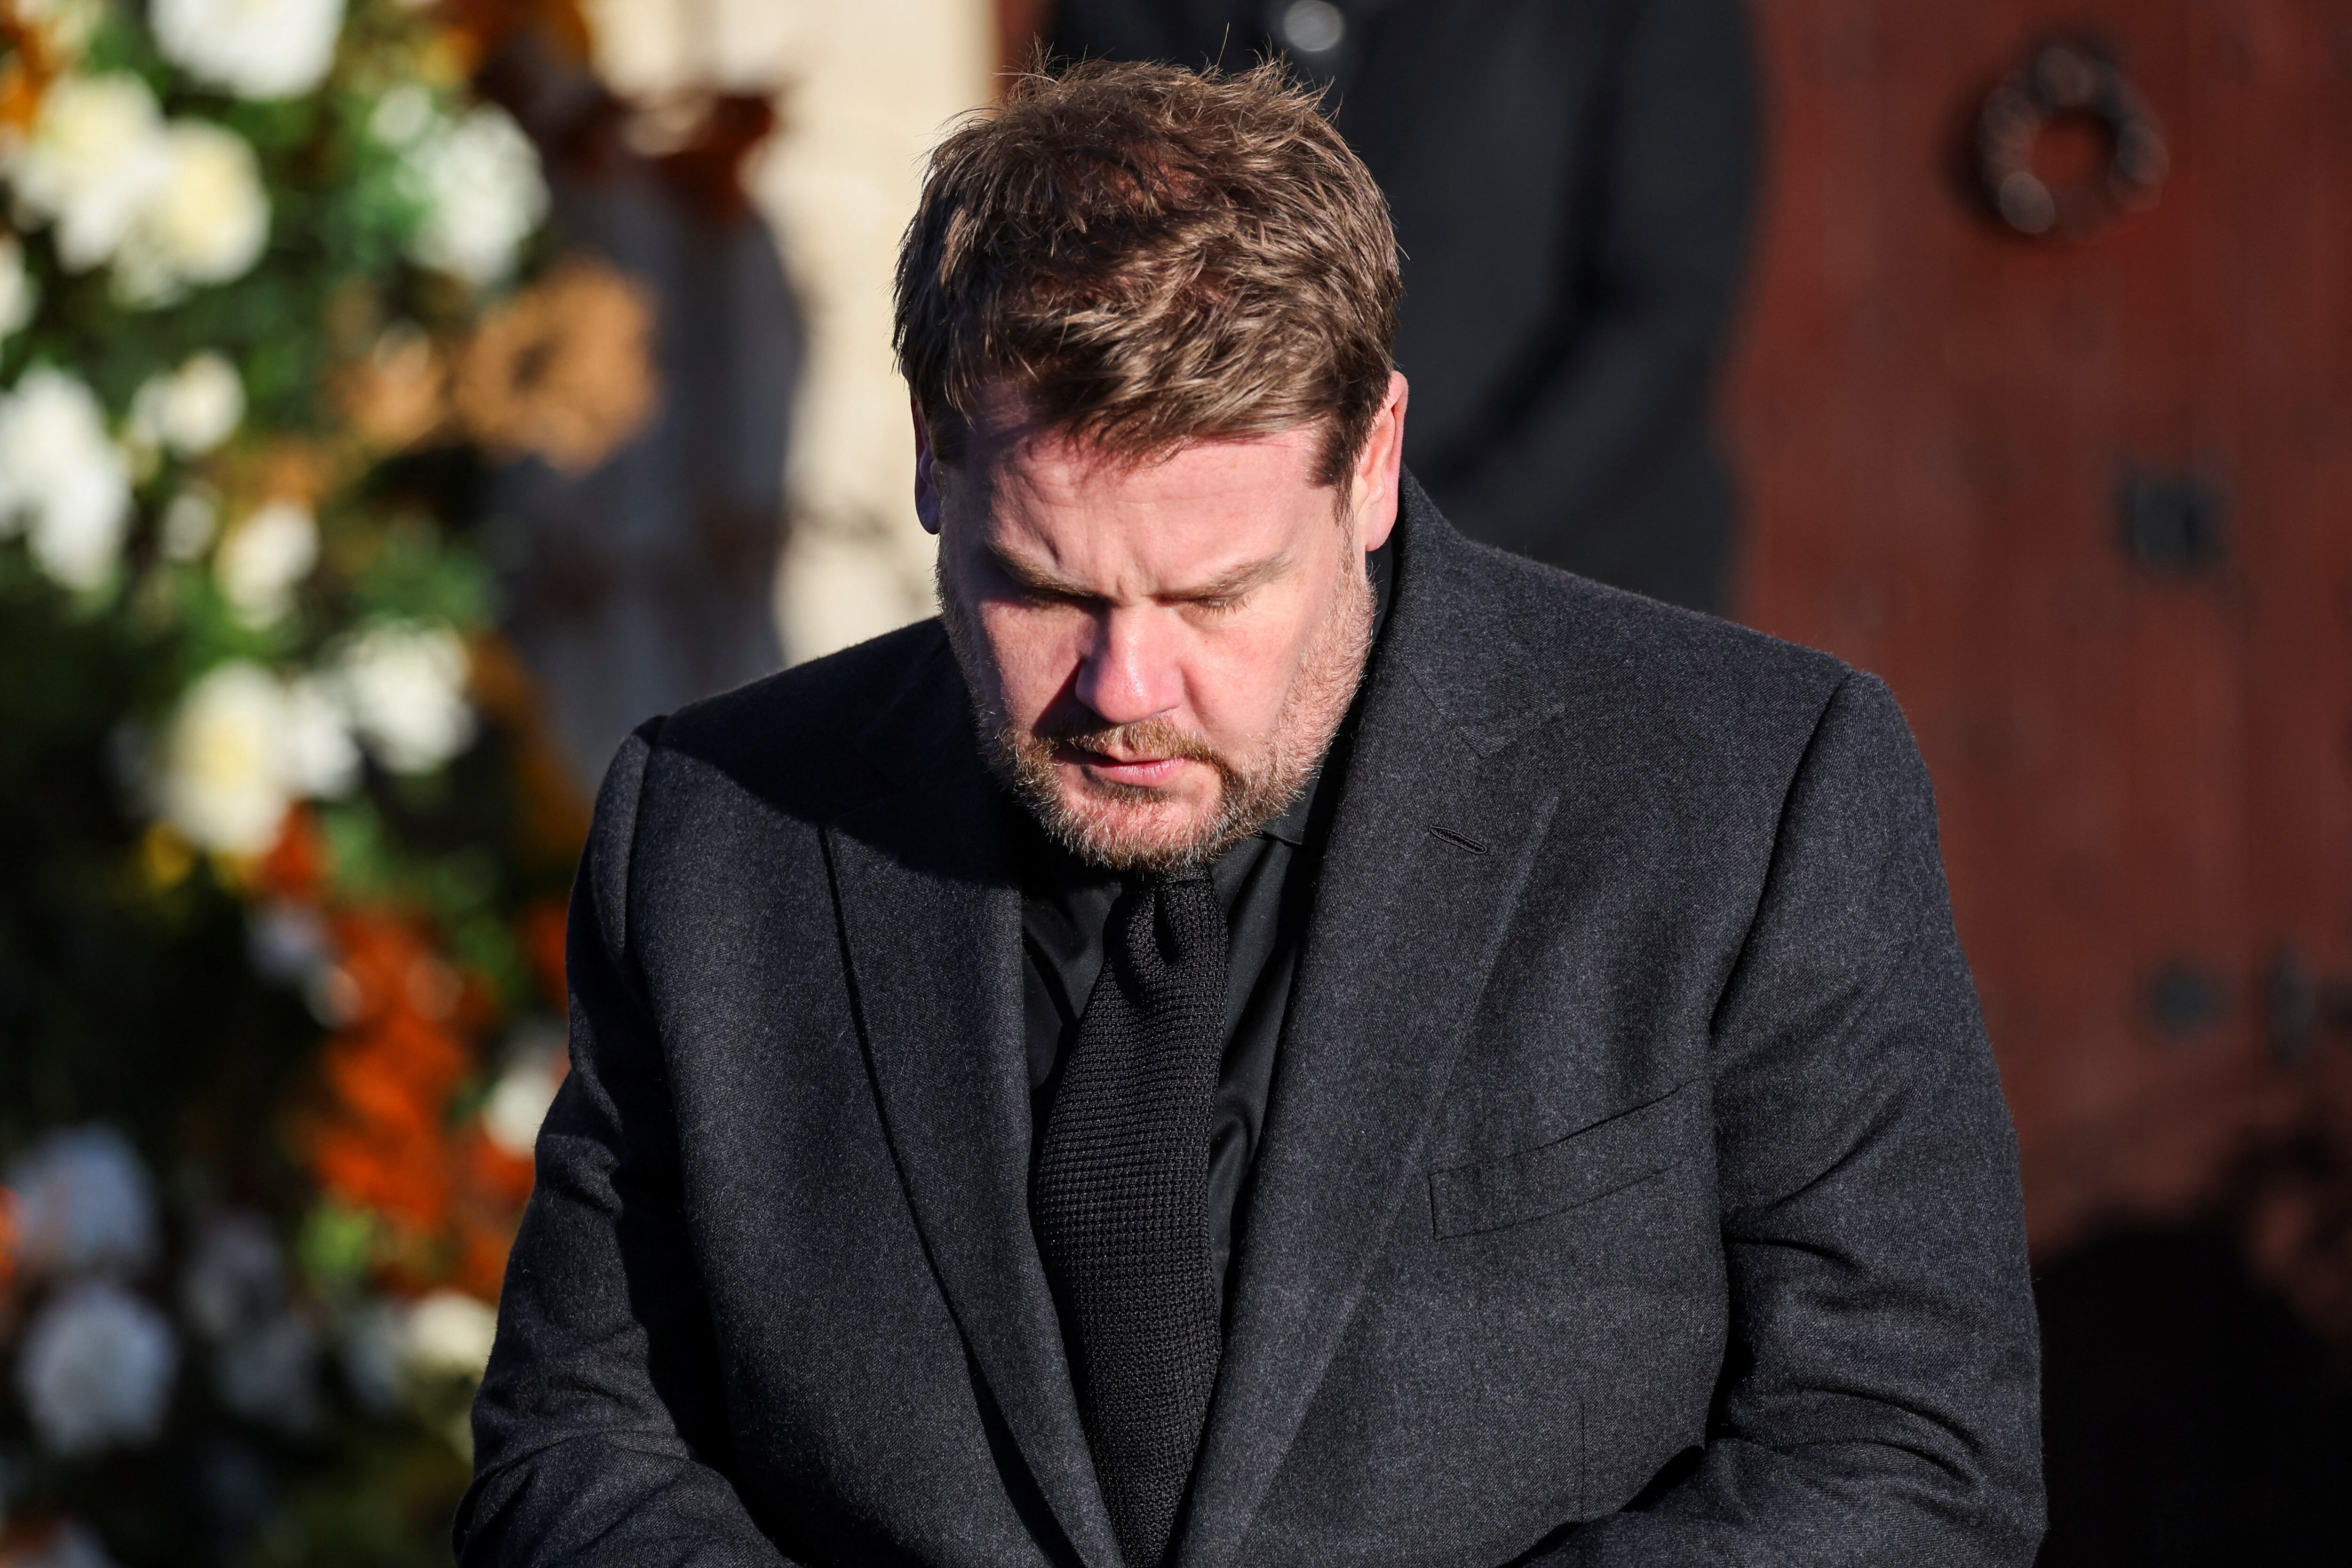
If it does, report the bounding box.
[482,1026,567,1156]
[368,84,436,150]
[113,121,270,306]
[156,662,293,852]
[0,367,131,590]
[151,0,347,101]
[331,622,476,773]
[7,1125,158,1280]
[214,499,317,626]
[400,1290,498,1381]
[155,660,361,851]
[279,674,361,797]
[0,234,37,345]
[16,1282,178,1456]
[402,105,548,287]
[3,79,269,301]
[3,74,170,270]
[12,0,104,61]
[159,487,222,560]
[130,352,246,457]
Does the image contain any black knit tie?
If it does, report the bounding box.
[1033,871,1230,1568]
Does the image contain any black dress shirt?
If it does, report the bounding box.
[1016,545,1392,1314]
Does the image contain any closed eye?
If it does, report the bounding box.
[977,539,1289,612]
[1015,582,1097,610]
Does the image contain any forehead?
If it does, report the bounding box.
[972,424,1332,584]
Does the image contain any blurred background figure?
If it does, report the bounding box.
[470,4,800,793]
[482,0,995,783]
[746,0,996,665]
[1045,0,1757,610]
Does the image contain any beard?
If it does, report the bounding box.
[939,553,1376,874]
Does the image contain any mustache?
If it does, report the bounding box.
[1031,713,1226,772]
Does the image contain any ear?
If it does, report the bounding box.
[1351,371,1409,553]
[912,396,944,536]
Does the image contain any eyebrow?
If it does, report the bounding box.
[982,539,1292,604]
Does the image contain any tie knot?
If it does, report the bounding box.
[1144,871,1223,950]
[1101,872,1226,1009]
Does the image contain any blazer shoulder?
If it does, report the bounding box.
[1433,547,1933,891]
[636,618,957,820]
[1418,532,1859,760]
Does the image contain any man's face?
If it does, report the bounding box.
[924,374,1407,872]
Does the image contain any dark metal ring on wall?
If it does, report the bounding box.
[1976,39,2168,239]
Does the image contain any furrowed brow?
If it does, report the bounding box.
[982,540,1096,600]
[981,540,1291,604]
[1166,553,1289,602]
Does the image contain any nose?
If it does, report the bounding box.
[1072,605,1183,727]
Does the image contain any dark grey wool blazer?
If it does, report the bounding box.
[457,478,2043,1568]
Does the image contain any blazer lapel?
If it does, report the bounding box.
[823,646,1121,1568]
[1176,485,1568,1568]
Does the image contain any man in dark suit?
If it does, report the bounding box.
[1050,0,1757,612]
[458,60,2041,1568]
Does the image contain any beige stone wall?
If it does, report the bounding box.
[583,0,995,664]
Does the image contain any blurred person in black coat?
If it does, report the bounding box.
[1049,0,1757,611]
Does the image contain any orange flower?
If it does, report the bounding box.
[521,897,569,1013]
[272,843,571,1299]
[321,1017,466,1134]
[447,1135,536,1299]
[0,4,59,136]
[310,1118,453,1233]
[453,257,660,475]
[336,324,451,453]
[254,807,327,903]
[292,900,557,1298]
[302,914,473,1236]
[437,0,594,74]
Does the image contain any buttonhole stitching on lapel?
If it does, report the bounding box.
[1426,825,1488,855]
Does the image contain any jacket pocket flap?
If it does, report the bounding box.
[1429,1079,1704,1238]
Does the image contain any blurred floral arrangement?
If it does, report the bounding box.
[0,0,661,1562]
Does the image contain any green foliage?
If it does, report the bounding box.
[0,555,306,1159]
[243,1418,474,1568]
[0,3,582,1563]
[337,507,494,631]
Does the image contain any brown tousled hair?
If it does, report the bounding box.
[893,58,1402,485]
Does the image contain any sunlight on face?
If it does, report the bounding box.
[929,377,1406,871]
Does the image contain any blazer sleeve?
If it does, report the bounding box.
[454,720,797,1568]
[1551,673,2045,1566]
[1428,0,1756,556]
